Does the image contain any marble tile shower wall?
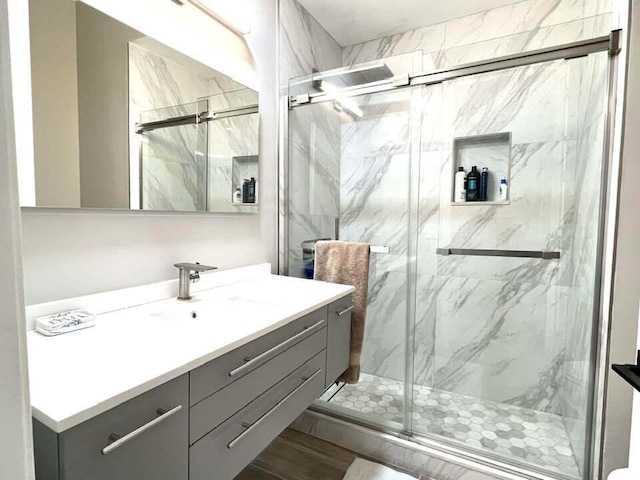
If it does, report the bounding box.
[336,1,610,380]
[129,43,246,210]
[342,0,613,70]
[279,0,343,277]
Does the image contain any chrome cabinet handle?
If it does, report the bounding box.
[227,369,322,449]
[337,306,354,317]
[228,320,326,378]
[101,404,183,455]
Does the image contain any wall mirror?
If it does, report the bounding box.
[26,0,259,213]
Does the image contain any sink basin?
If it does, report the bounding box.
[140,295,278,323]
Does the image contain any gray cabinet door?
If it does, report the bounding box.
[326,295,353,387]
[190,352,326,480]
[59,375,189,480]
[190,308,327,405]
[190,328,327,444]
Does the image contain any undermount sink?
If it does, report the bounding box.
[142,295,276,323]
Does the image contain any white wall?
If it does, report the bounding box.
[630,313,640,471]
[603,0,640,475]
[29,0,81,207]
[76,2,141,208]
[19,0,278,305]
[0,0,35,477]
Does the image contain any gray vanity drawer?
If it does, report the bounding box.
[190,351,326,480]
[190,327,326,443]
[190,307,327,406]
[326,295,353,387]
[57,375,188,480]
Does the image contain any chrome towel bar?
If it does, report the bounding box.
[436,248,560,260]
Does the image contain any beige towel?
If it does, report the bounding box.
[314,240,370,384]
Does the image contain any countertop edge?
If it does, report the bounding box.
[32,285,354,433]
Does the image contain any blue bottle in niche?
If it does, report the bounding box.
[466,166,480,201]
[480,167,489,201]
[304,260,314,279]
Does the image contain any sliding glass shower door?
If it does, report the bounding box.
[285,47,610,480]
[286,76,423,429]
[410,51,609,480]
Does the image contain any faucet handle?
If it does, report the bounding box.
[174,262,217,272]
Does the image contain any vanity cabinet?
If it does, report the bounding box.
[326,294,353,388]
[190,351,327,480]
[33,295,353,480]
[34,375,189,480]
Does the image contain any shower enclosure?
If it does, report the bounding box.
[281,34,617,480]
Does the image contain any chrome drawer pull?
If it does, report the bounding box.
[228,320,326,378]
[227,369,322,450]
[101,405,183,455]
[337,306,354,317]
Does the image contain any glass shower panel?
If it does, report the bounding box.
[139,102,206,211]
[412,52,609,480]
[289,86,421,430]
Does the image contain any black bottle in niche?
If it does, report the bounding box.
[244,177,256,203]
[466,166,480,201]
[480,167,489,201]
[241,179,249,203]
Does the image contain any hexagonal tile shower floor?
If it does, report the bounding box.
[320,373,580,479]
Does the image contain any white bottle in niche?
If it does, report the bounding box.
[499,178,508,201]
[454,167,466,203]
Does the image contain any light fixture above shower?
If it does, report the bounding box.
[310,62,394,119]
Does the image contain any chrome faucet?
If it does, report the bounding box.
[174,262,217,300]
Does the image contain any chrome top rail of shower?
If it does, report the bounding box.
[436,248,560,260]
[289,31,620,109]
[135,104,259,134]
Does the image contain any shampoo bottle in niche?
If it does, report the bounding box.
[234,186,242,204]
[241,179,249,203]
[480,167,489,201]
[246,177,256,203]
[454,166,466,203]
[466,166,480,201]
[500,178,508,201]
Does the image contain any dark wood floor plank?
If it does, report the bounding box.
[236,429,355,480]
[236,428,421,480]
[235,464,284,480]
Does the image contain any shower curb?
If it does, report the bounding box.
[292,409,562,480]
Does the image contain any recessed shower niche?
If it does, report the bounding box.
[451,132,511,205]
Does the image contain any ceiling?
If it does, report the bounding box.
[296,0,523,47]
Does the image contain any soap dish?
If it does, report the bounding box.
[35,309,96,337]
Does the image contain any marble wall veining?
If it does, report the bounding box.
[343,0,613,72]
[206,89,260,213]
[279,0,343,277]
[129,42,253,211]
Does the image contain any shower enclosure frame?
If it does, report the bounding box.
[278,30,624,480]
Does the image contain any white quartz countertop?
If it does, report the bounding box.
[27,273,353,433]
